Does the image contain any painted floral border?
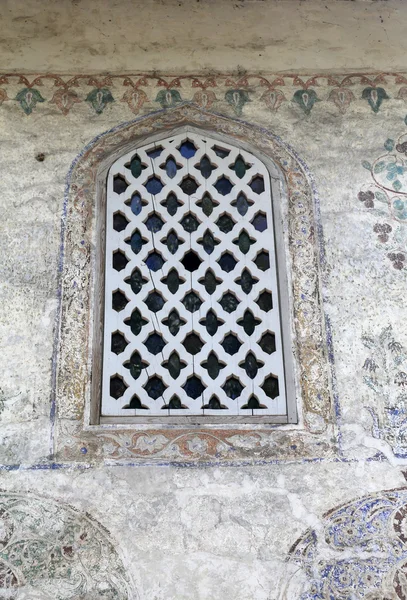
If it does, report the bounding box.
[1,72,407,116]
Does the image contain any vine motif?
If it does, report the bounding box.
[358,129,407,270]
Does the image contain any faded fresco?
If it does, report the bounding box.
[0,493,132,599]
[1,47,407,600]
[285,489,407,600]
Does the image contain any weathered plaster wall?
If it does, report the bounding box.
[1,1,407,599]
[2,0,407,73]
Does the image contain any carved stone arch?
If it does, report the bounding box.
[55,104,335,464]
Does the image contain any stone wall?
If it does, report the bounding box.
[1,1,407,598]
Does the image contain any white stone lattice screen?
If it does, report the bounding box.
[101,132,288,418]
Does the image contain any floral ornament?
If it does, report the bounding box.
[192,90,217,109]
[261,89,286,112]
[358,190,375,208]
[225,89,250,116]
[0,88,8,105]
[15,88,45,115]
[85,88,114,114]
[186,436,208,454]
[362,87,389,113]
[155,89,182,108]
[50,88,81,115]
[292,89,320,115]
[364,138,407,193]
[328,87,355,114]
[373,223,392,242]
[392,197,407,221]
[358,131,407,271]
[387,252,406,270]
[121,88,148,114]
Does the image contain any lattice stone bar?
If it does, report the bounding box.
[102,132,288,418]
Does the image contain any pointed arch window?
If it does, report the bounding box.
[99,131,296,422]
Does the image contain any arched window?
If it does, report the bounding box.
[57,107,332,460]
[99,131,296,422]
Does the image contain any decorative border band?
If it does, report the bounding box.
[1,72,407,115]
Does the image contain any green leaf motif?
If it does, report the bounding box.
[15,88,45,115]
[362,161,372,171]
[155,89,182,108]
[374,161,386,173]
[362,87,389,113]
[292,89,320,115]
[225,89,250,116]
[393,179,402,192]
[375,191,388,203]
[384,138,395,151]
[86,88,114,114]
[393,197,407,220]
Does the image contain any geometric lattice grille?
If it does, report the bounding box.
[102,132,288,418]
